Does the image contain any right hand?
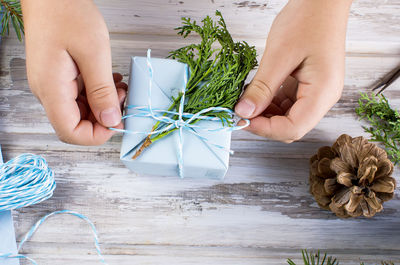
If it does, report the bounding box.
[235,0,352,143]
[21,0,127,145]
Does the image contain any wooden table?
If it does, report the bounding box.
[1,1,400,264]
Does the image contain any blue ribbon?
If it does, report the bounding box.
[111,49,250,178]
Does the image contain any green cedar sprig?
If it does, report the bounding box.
[287,250,395,265]
[168,10,257,119]
[355,92,400,164]
[153,11,257,140]
[287,250,338,265]
[0,0,24,41]
[133,11,257,157]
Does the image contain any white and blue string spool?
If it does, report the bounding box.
[0,154,55,211]
[110,49,250,178]
[0,154,107,264]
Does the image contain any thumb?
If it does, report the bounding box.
[235,45,300,119]
[70,36,121,128]
[86,72,121,128]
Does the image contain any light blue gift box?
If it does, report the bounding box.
[119,56,232,178]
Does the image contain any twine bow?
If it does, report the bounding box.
[111,49,249,178]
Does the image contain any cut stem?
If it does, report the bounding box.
[132,135,152,159]
[132,100,179,159]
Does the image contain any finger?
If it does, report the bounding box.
[68,22,121,128]
[117,88,127,107]
[43,79,119,146]
[78,81,127,116]
[245,83,335,142]
[235,41,303,119]
[113,72,123,83]
[116,81,128,90]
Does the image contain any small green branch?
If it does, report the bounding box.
[355,92,400,164]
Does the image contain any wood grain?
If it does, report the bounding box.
[0,0,400,264]
[94,0,400,43]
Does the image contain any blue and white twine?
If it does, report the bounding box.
[111,49,250,178]
[0,154,55,211]
[0,154,107,264]
[0,210,107,265]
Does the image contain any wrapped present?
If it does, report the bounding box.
[116,50,247,178]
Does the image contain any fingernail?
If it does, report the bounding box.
[100,107,121,127]
[237,119,250,131]
[235,99,255,118]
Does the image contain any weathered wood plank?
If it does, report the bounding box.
[4,147,400,249]
[15,245,400,265]
[94,0,400,44]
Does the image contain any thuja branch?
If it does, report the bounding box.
[0,0,24,41]
[132,11,257,159]
[355,92,400,164]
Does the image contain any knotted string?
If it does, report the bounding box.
[0,154,106,264]
[111,49,250,178]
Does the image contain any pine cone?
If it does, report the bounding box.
[309,134,396,218]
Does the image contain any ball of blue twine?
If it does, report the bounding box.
[0,154,56,211]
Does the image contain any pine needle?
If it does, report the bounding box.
[0,0,24,41]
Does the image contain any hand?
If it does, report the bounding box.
[21,0,127,145]
[235,0,352,143]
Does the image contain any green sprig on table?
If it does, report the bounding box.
[287,250,338,265]
[355,92,400,164]
[287,250,396,265]
[133,11,258,158]
[0,0,24,41]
